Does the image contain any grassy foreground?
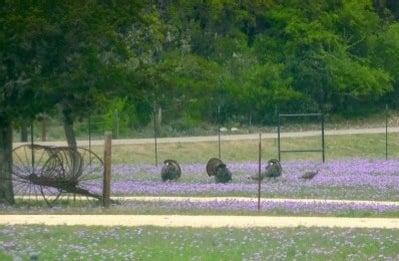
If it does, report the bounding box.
[88,132,399,164]
[2,200,399,218]
[1,225,399,260]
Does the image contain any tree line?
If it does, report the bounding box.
[1,0,399,203]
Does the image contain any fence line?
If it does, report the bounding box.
[13,127,399,147]
[13,105,399,165]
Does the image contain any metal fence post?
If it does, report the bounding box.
[153,104,158,167]
[218,105,221,160]
[31,122,34,175]
[218,129,221,160]
[277,115,281,162]
[321,114,325,163]
[386,104,388,160]
[114,109,120,139]
[88,114,92,165]
[88,114,92,150]
[257,133,262,211]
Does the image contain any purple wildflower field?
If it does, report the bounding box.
[91,158,399,200]
[6,158,399,214]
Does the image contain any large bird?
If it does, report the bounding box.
[251,159,282,181]
[300,170,319,180]
[214,163,232,183]
[264,159,282,178]
[206,158,232,183]
[161,159,181,181]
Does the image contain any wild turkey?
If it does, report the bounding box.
[301,170,319,180]
[264,159,282,178]
[214,163,232,183]
[206,158,232,183]
[251,159,282,181]
[161,159,181,181]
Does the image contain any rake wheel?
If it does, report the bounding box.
[12,144,103,206]
[12,145,62,204]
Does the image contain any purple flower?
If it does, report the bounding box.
[66,159,399,200]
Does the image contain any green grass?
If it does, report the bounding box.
[14,132,399,163]
[86,133,399,164]
[88,189,399,201]
[1,225,399,260]
[2,200,399,218]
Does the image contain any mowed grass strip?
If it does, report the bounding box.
[1,225,399,260]
[2,200,399,218]
[84,133,399,164]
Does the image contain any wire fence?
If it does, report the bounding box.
[13,105,399,166]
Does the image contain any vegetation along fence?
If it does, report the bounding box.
[14,105,399,167]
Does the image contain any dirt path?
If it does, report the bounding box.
[1,215,399,229]
[13,127,399,147]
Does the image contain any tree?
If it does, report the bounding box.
[0,1,143,204]
[0,2,51,204]
[36,1,143,147]
[251,0,393,114]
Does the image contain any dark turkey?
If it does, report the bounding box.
[265,159,282,178]
[161,159,181,181]
[206,158,232,183]
[250,159,282,181]
[214,163,232,183]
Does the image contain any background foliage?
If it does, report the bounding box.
[123,0,399,126]
[2,0,399,129]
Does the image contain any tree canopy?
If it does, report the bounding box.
[122,0,399,125]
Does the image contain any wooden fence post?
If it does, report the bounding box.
[103,132,112,207]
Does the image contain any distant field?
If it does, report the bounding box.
[85,132,399,164]
[13,132,399,164]
[1,225,399,260]
[18,111,399,141]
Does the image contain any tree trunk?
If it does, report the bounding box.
[0,122,15,204]
[20,122,28,142]
[63,113,77,149]
[41,116,47,141]
[62,112,82,177]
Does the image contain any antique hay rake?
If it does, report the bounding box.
[12,144,104,206]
